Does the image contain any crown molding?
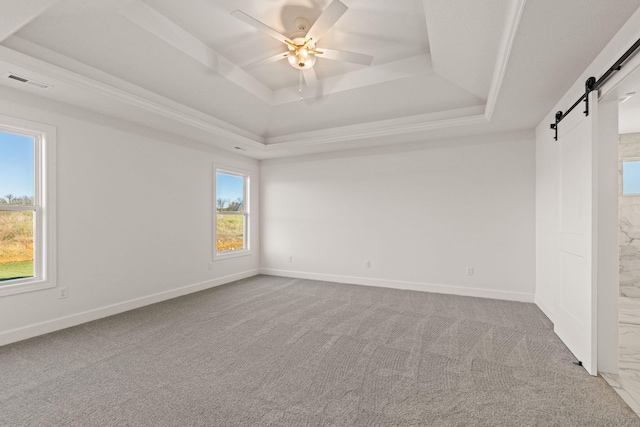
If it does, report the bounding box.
[0,44,491,158]
[0,44,264,148]
[0,43,492,156]
[485,0,527,120]
[264,105,487,149]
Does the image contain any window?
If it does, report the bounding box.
[623,159,640,195]
[215,168,249,258]
[0,116,55,296]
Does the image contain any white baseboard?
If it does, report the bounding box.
[535,295,555,323]
[1,268,536,347]
[0,269,259,347]
[259,268,535,303]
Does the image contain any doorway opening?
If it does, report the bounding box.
[603,64,640,414]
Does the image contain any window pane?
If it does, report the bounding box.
[216,172,244,213]
[0,210,34,281]
[0,131,35,206]
[216,214,244,252]
[623,160,640,195]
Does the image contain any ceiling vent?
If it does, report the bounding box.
[4,73,52,89]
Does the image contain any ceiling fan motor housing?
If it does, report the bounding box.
[295,17,309,31]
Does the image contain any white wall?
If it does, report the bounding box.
[261,131,536,302]
[534,119,562,319]
[0,86,260,345]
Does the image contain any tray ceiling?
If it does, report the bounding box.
[1,0,639,158]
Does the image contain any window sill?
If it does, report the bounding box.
[213,249,252,261]
[0,279,55,298]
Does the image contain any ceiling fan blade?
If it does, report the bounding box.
[231,10,293,46]
[242,51,289,70]
[305,0,348,43]
[316,48,373,66]
[302,68,318,88]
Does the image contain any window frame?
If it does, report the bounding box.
[213,166,250,260]
[0,115,56,297]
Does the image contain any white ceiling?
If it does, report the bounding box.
[1,0,640,158]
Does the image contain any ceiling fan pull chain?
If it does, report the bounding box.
[299,71,304,101]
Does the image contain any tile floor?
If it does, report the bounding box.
[602,297,640,416]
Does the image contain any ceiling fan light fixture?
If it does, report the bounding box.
[232,1,373,79]
[286,38,317,70]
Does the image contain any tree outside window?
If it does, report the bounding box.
[215,169,249,256]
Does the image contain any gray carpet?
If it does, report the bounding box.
[1,275,638,426]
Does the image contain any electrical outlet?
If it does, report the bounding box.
[288,256,293,262]
[208,262,213,270]
[466,267,474,276]
[58,287,68,299]
[364,261,371,268]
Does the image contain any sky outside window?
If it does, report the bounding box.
[0,131,35,202]
[216,172,244,209]
[623,160,640,195]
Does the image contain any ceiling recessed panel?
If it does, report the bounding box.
[144,0,429,91]
[266,72,485,137]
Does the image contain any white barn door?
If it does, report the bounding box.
[554,91,598,375]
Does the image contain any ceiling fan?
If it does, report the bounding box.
[231,0,373,89]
